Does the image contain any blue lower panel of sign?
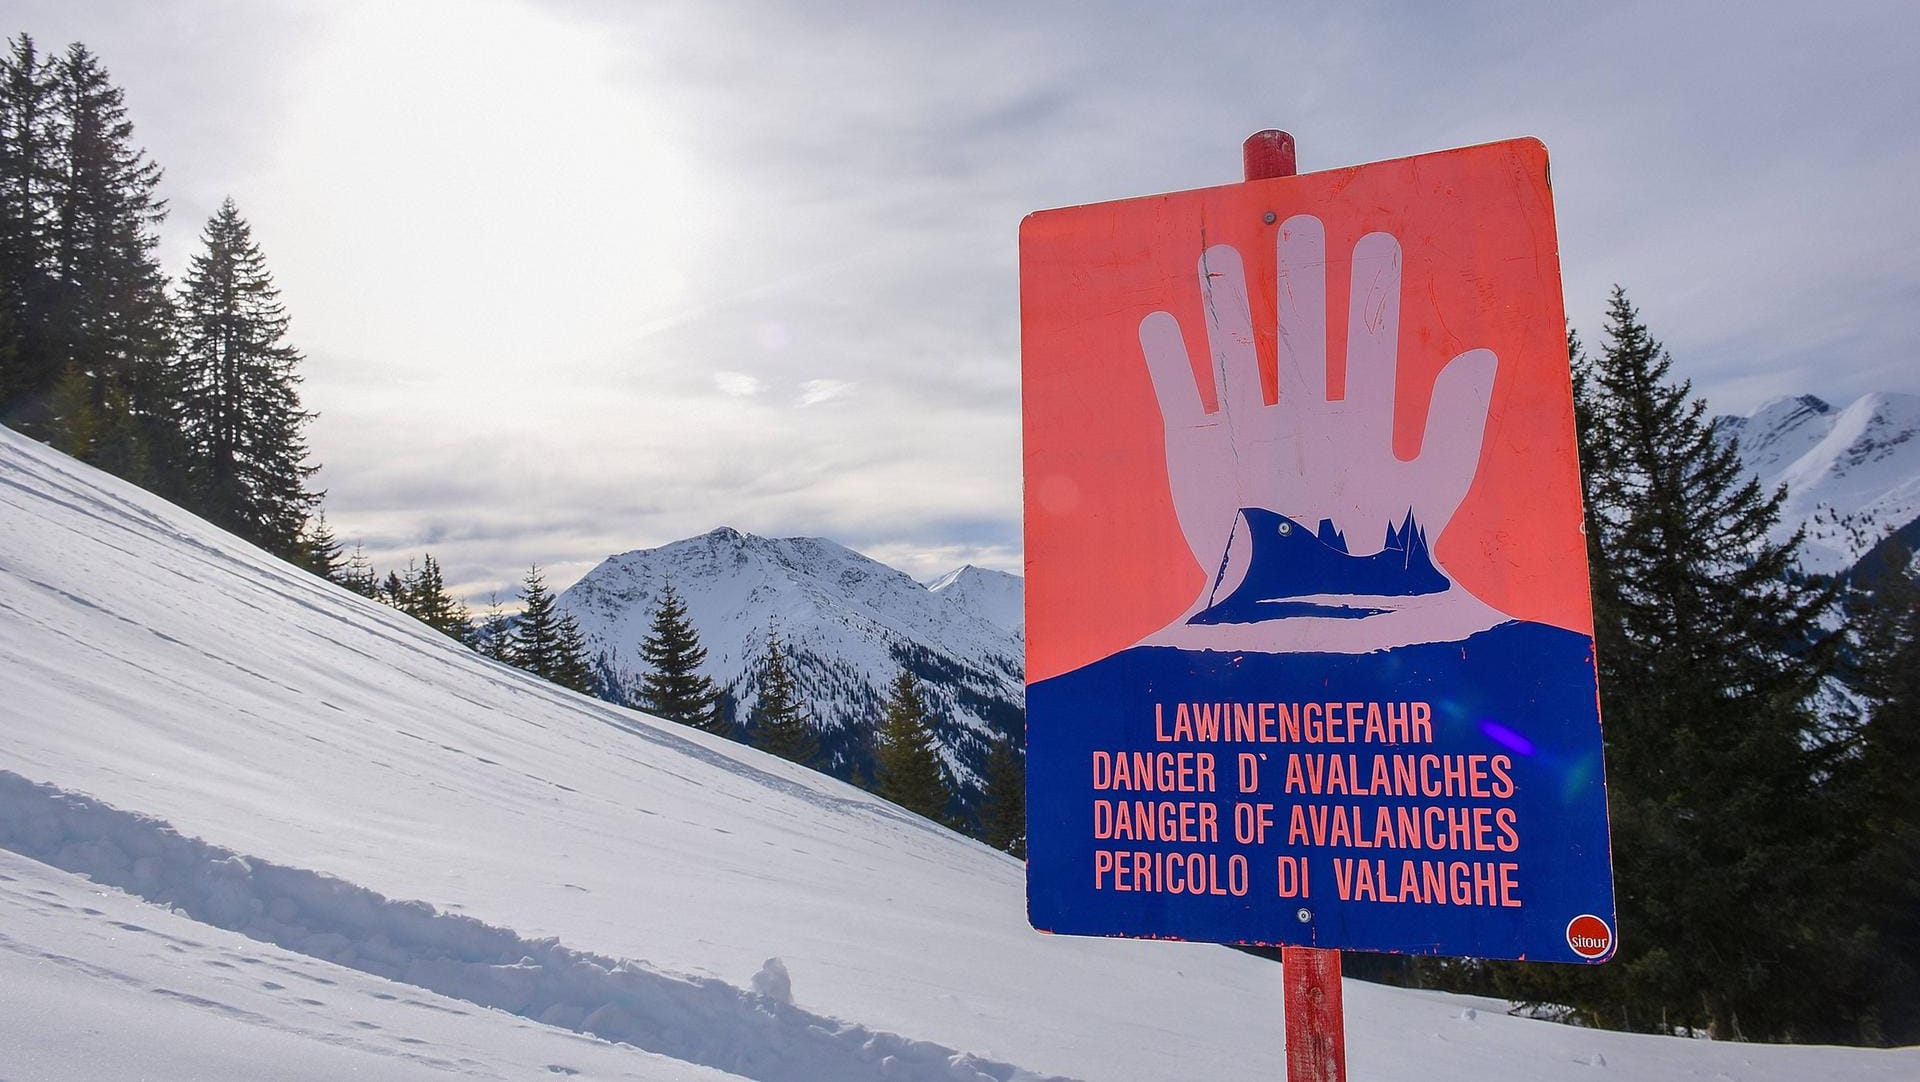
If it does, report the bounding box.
[1026,620,1616,963]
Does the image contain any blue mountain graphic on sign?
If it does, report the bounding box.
[1188,507,1449,625]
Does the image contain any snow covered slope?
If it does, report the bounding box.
[558,529,1024,789]
[1716,392,1920,574]
[928,565,1025,640]
[2,427,1915,1080]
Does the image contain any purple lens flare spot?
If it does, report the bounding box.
[1478,719,1535,756]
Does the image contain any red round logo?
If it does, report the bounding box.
[1566,914,1613,959]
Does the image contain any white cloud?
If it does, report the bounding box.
[712,371,765,397]
[796,379,855,408]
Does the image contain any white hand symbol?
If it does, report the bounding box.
[1136,215,1505,654]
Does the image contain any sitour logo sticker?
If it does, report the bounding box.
[1566,913,1614,959]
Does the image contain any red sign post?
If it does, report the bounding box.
[1245,129,1348,1082]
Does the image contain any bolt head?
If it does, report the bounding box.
[1296,907,1313,923]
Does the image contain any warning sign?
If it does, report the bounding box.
[1020,138,1615,962]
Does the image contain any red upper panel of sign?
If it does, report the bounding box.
[1020,138,1590,682]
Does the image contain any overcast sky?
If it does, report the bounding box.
[10,0,1918,598]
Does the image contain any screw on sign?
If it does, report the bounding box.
[1020,129,1618,1082]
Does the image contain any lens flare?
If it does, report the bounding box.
[1478,719,1535,756]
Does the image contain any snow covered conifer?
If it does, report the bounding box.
[749,630,816,765]
[636,583,724,733]
[176,197,317,561]
[874,671,951,823]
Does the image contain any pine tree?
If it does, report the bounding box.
[551,604,596,695]
[874,671,952,822]
[636,583,724,732]
[52,44,175,475]
[511,565,594,694]
[749,630,816,764]
[404,553,470,641]
[1496,288,1843,1040]
[1,39,176,473]
[1835,550,1920,1042]
[299,510,343,580]
[0,35,59,416]
[512,564,565,676]
[978,731,1027,858]
[390,557,422,609]
[340,543,377,598]
[175,197,317,560]
[46,361,93,456]
[472,593,515,663]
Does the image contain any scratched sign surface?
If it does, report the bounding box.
[1020,138,1616,961]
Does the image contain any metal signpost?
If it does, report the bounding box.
[1021,131,1616,1081]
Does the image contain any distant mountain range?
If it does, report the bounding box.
[546,390,1914,808]
[556,528,1024,806]
[1713,391,1920,577]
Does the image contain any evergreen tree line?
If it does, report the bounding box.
[0,35,325,568]
[1394,288,1920,1046]
[342,551,598,696]
[622,583,1027,854]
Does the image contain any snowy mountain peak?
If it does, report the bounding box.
[1715,390,1920,575]
[559,530,1024,793]
[1757,393,1832,421]
[928,564,1026,638]
[925,564,976,594]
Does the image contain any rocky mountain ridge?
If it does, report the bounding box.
[1713,391,1920,576]
[557,528,1024,802]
